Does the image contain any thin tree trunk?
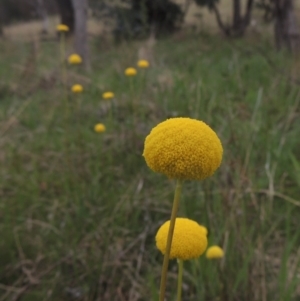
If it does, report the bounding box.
[37,0,49,34]
[274,0,300,52]
[212,0,254,37]
[232,0,241,31]
[0,2,4,37]
[72,0,89,70]
[55,0,75,33]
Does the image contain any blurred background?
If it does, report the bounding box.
[0,0,300,301]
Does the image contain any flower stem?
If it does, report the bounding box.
[159,179,183,301]
[176,259,183,301]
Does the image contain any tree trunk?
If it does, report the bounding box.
[212,0,254,37]
[0,2,4,37]
[274,0,300,52]
[232,0,241,32]
[72,0,89,70]
[55,0,74,33]
[37,0,49,34]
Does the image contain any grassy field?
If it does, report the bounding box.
[1,24,300,301]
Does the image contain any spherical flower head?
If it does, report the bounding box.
[71,84,83,93]
[102,91,114,100]
[68,54,82,65]
[143,117,223,181]
[125,67,137,77]
[56,24,69,32]
[155,218,208,260]
[94,123,106,133]
[206,246,224,259]
[137,59,150,68]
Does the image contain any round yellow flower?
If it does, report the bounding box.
[137,60,150,68]
[71,84,83,93]
[94,123,106,133]
[124,67,137,76]
[102,92,115,100]
[56,24,69,32]
[206,246,224,259]
[156,218,208,260]
[200,225,208,236]
[143,117,223,180]
[68,54,82,65]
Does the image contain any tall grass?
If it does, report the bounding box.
[0,33,299,301]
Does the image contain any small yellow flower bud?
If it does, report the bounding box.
[68,54,82,65]
[56,24,69,32]
[206,246,224,259]
[94,123,106,133]
[137,60,150,68]
[124,67,137,76]
[102,92,115,100]
[71,84,83,93]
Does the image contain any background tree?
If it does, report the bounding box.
[72,0,89,70]
[194,0,254,37]
[55,0,74,33]
[257,0,300,51]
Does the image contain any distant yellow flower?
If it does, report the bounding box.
[68,54,82,65]
[156,218,208,260]
[56,24,69,32]
[102,92,115,100]
[143,117,223,180]
[137,60,150,68]
[125,67,137,76]
[206,246,224,259]
[94,123,106,133]
[71,84,83,93]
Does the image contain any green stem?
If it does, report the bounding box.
[176,259,183,301]
[60,33,68,122]
[159,179,183,301]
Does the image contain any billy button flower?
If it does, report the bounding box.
[71,84,83,93]
[143,117,223,180]
[94,123,106,133]
[137,59,150,68]
[156,218,208,260]
[156,218,208,301]
[56,24,69,32]
[124,67,137,76]
[102,91,114,100]
[143,117,223,301]
[206,246,224,259]
[68,54,82,65]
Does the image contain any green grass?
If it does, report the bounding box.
[0,32,300,301]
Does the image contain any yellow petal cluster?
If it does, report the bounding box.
[94,123,106,133]
[206,246,224,259]
[56,24,69,32]
[143,117,223,180]
[125,67,137,76]
[156,218,208,260]
[137,60,150,68]
[102,92,115,100]
[71,84,83,93]
[68,54,82,65]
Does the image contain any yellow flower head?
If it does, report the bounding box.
[56,24,69,32]
[71,84,83,93]
[68,54,82,65]
[94,123,106,133]
[156,218,208,260]
[200,225,208,236]
[206,246,224,259]
[125,67,137,77]
[137,59,150,68]
[143,117,223,180]
[102,91,115,100]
